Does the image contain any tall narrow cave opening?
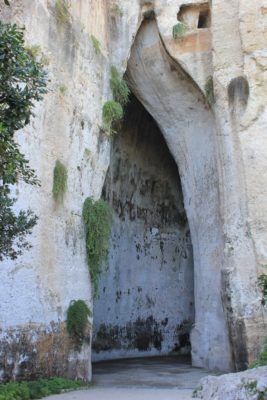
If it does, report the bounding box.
[92,94,194,362]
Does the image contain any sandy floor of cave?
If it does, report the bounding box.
[46,356,214,400]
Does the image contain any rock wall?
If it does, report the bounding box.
[92,95,194,361]
[0,0,140,381]
[0,0,266,381]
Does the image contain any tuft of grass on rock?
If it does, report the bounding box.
[66,300,92,343]
[55,0,70,24]
[102,100,123,134]
[111,3,123,17]
[172,22,188,39]
[204,75,215,106]
[52,160,68,201]
[110,66,130,106]
[91,35,101,55]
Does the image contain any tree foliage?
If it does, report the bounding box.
[0,22,47,261]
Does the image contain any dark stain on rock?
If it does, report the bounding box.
[93,316,163,353]
[0,322,91,382]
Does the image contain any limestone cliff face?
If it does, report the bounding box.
[0,0,266,381]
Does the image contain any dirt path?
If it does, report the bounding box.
[47,387,193,400]
[45,356,211,400]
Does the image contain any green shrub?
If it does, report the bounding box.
[205,75,215,106]
[66,300,92,343]
[258,274,267,305]
[102,100,123,134]
[91,34,101,55]
[110,66,130,106]
[52,160,68,201]
[82,198,112,295]
[55,0,70,24]
[0,378,85,400]
[172,22,188,39]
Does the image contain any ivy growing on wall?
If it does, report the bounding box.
[66,300,92,344]
[52,160,68,201]
[82,197,112,295]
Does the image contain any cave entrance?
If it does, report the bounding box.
[93,16,233,372]
[92,94,194,362]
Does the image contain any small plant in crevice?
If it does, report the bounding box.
[102,100,123,134]
[204,75,215,106]
[66,300,92,344]
[172,22,188,39]
[25,45,50,66]
[52,160,68,201]
[110,66,130,105]
[250,339,267,368]
[82,197,112,295]
[54,0,70,24]
[111,3,123,17]
[244,379,267,400]
[25,44,41,59]
[90,34,101,55]
[59,84,67,95]
[258,273,267,305]
[0,378,86,400]
[192,384,203,398]
[102,66,130,135]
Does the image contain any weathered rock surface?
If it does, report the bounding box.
[195,367,267,400]
[0,0,266,381]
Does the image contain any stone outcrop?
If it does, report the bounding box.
[195,367,267,400]
[0,0,266,381]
